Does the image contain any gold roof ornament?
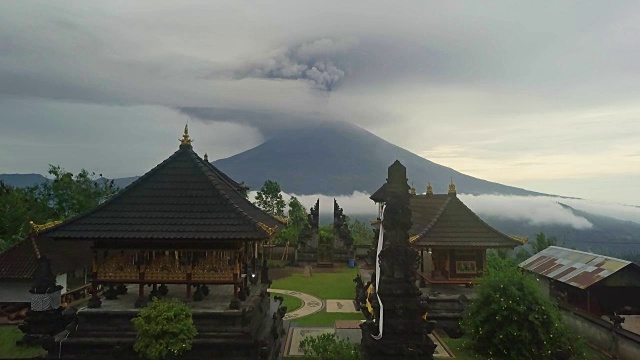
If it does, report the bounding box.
[410,183,417,195]
[203,153,209,162]
[30,220,63,234]
[408,234,419,243]
[448,178,456,195]
[273,215,289,225]
[426,182,433,195]
[257,222,279,237]
[180,123,193,146]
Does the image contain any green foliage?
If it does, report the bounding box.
[131,298,198,360]
[348,219,373,246]
[254,180,286,217]
[530,232,558,254]
[38,165,119,219]
[300,333,361,360]
[0,165,118,252]
[318,225,333,243]
[275,196,307,245]
[461,261,586,360]
[0,325,47,358]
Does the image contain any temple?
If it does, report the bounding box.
[371,178,524,286]
[34,125,287,359]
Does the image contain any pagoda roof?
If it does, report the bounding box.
[408,194,524,248]
[39,144,282,243]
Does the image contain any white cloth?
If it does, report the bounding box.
[372,204,385,340]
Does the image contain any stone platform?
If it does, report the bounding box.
[48,283,286,360]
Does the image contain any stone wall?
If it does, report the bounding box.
[559,305,640,360]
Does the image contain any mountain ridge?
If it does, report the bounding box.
[212,121,549,197]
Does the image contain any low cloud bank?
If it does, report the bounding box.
[248,191,640,231]
[459,194,593,230]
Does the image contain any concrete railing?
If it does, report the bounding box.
[558,304,640,360]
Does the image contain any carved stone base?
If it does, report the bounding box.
[134,298,147,308]
[87,297,102,309]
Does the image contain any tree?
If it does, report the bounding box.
[0,183,52,252]
[274,196,307,246]
[348,219,373,246]
[0,165,119,253]
[461,259,587,359]
[531,232,558,254]
[131,298,198,360]
[254,180,286,217]
[36,165,119,219]
[300,333,361,360]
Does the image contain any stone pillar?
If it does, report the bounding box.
[360,160,436,360]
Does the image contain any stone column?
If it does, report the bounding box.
[360,160,436,360]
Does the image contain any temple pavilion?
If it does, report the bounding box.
[371,177,525,286]
[35,126,286,359]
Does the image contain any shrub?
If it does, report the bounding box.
[300,333,361,360]
[131,298,197,360]
[461,262,582,359]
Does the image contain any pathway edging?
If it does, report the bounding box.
[269,288,324,320]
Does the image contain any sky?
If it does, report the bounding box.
[2,1,640,206]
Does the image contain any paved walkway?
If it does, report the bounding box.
[269,288,323,320]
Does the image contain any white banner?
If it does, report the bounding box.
[372,204,385,340]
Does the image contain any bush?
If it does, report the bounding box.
[131,298,197,360]
[461,262,584,359]
[300,333,361,360]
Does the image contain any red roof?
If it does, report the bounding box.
[0,236,91,280]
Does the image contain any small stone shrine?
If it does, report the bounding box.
[17,256,68,346]
[360,160,436,360]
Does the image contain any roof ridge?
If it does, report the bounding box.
[410,196,452,243]
[451,196,522,245]
[190,151,273,238]
[38,148,187,237]
[198,151,285,227]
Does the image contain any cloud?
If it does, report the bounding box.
[234,38,355,91]
[246,191,640,232]
[459,194,594,229]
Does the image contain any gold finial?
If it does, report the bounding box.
[180,123,193,146]
[427,182,433,195]
[410,182,416,195]
[203,153,209,162]
[448,177,456,195]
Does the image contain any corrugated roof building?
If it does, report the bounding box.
[520,246,640,316]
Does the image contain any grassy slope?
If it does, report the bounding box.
[0,326,46,359]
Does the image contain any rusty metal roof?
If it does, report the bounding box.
[519,246,632,289]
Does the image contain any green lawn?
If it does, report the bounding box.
[277,293,303,313]
[292,312,364,327]
[272,266,360,299]
[271,266,365,327]
[0,326,46,359]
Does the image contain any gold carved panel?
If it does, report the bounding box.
[97,253,138,280]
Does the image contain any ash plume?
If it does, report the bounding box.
[236,38,354,91]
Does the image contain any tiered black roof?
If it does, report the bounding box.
[409,194,523,248]
[39,143,282,243]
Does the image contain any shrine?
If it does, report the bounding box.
[371,179,524,286]
[34,125,287,359]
